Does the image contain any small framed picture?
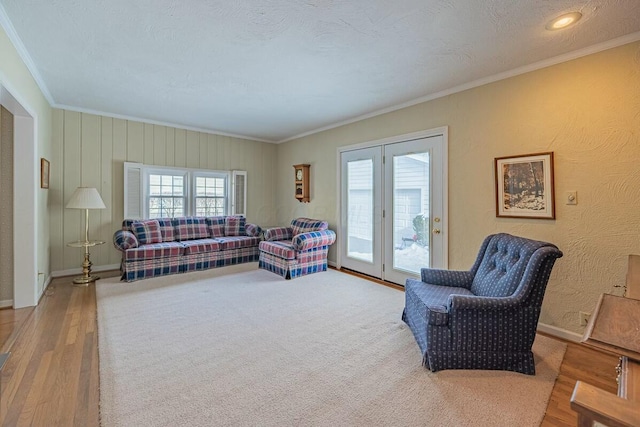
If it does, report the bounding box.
[495,152,555,219]
[40,158,50,189]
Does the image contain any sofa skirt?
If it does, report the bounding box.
[258,246,329,279]
[121,247,260,282]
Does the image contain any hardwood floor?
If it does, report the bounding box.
[0,273,621,426]
[540,340,618,426]
[0,277,100,427]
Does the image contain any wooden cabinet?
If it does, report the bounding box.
[570,255,640,427]
[293,164,310,203]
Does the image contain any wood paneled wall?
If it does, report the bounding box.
[50,109,278,272]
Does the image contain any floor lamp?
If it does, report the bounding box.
[66,187,106,285]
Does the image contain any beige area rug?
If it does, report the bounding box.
[96,264,566,427]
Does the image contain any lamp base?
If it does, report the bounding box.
[72,274,100,286]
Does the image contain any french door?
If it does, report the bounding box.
[340,132,447,285]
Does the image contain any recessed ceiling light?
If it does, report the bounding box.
[546,12,582,31]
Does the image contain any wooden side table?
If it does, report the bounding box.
[66,240,105,285]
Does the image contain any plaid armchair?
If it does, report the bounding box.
[259,218,336,279]
[402,233,563,375]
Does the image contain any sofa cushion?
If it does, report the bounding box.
[131,219,162,245]
[182,239,221,255]
[225,216,246,236]
[259,240,296,260]
[124,242,184,261]
[173,217,209,241]
[290,218,328,236]
[206,216,226,237]
[217,236,261,251]
[156,218,176,242]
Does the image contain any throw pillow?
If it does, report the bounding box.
[131,219,162,245]
[225,216,246,237]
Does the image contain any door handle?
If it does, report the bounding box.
[433,228,441,234]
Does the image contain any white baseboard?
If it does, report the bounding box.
[0,299,13,308]
[537,322,583,342]
[51,263,120,278]
[328,260,337,268]
[37,274,53,303]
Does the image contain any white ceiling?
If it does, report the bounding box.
[2,1,640,142]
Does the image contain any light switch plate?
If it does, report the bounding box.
[566,191,577,205]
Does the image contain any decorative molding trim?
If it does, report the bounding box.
[54,104,276,144]
[0,3,54,104]
[278,31,640,143]
[51,263,120,278]
[0,299,13,309]
[328,260,337,268]
[537,322,583,343]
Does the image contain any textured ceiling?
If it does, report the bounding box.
[2,1,640,142]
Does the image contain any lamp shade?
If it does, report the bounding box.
[66,187,106,209]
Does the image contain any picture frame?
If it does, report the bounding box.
[495,152,555,219]
[40,158,50,189]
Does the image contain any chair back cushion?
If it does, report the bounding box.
[290,218,328,236]
[470,233,554,297]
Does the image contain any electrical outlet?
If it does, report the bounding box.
[579,311,591,326]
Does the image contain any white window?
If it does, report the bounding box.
[124,162,246,219]
[148,172,185,218]
[194,174,227,217]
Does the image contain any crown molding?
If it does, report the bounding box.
[0,3,55,104]
[278,31,640,143]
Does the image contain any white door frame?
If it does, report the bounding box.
[1,81,39,308]
[336,126,449,273]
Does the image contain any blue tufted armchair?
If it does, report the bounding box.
[402,233,563,375]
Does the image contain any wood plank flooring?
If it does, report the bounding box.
[0,273,621,426]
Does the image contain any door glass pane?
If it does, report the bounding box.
[347,159,373,262]
[393,152,430,273]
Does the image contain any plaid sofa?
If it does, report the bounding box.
[258,218,336,279]
[113,216,262,281]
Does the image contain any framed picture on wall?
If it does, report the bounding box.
[40,158,50,189]
[495,152,555,219]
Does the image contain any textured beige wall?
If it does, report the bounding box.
[0,106,14,302]
[1,24,53,299]
[50,110,278,272]
[276,41,640,334]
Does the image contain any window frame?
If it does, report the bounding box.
[124,162,247,220]
[192,171,229,217]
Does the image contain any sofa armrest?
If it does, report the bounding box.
[420,268,474,289]
[264,227,293,241]
[448,294,519,311]
[292,230,336,252]
[245,223,262,238]
[113,230,138,251]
